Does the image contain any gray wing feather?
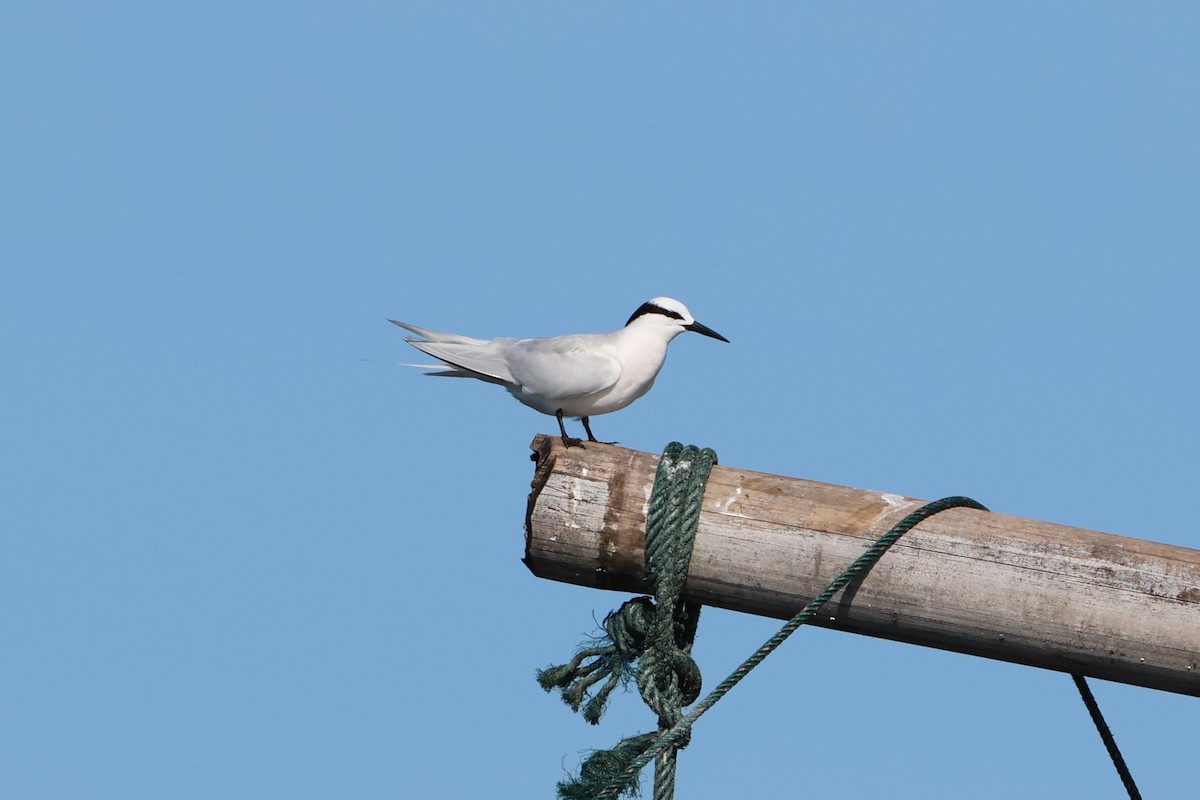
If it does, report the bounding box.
[503,336,621,398]
[388,320,489,345]
[404,340,515,384]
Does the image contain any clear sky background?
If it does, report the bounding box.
[3,4,1198,798]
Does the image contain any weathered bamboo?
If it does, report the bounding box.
[524,435,1200,697]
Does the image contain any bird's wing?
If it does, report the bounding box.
[389,320,489,345]
[504,335,622,399]
[390,320,513,384]
[403,339,515,384]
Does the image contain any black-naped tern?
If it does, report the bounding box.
[391,297,728,447]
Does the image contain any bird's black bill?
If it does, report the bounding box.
[686,321,730,343]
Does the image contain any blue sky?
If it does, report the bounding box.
[3,3,1198,798]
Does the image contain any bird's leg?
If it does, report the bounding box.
[581,417,617,445]
[555,409,584,448]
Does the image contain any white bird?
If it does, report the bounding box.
[390,297,729,447]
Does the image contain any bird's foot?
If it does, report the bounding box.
[560,435,586,448]
[580,418,617,446]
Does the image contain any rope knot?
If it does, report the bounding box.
[537,596,656,725]
[635,635,703,734]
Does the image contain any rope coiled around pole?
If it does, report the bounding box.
[538,442,716,800]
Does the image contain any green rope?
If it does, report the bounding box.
[536,597,655,724]
[639,443,713,733]
[638,443,715,800]
[538,443,716,800]
[557,733,655,800]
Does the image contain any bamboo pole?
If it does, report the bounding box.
[523,435,1200,697]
